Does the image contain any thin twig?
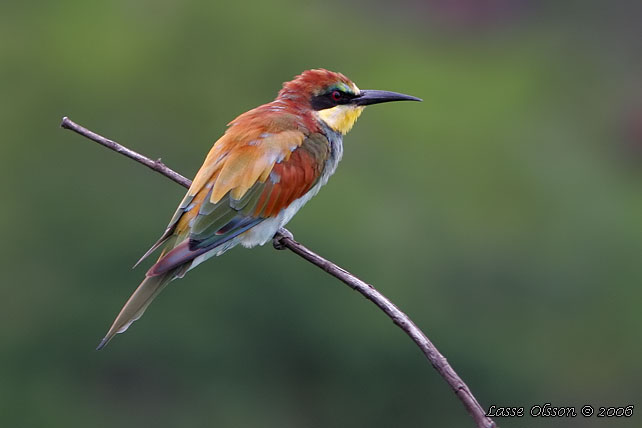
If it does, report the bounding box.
[61,116,496,428]
[61,117,191,188]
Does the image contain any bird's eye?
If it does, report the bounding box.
[331,90,342,101]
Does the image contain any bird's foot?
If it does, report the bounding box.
[272,228,294,250]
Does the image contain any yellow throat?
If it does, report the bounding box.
[318,104,365,135]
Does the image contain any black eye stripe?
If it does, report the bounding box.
[310,89,355,111]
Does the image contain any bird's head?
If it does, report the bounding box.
[278,69,421,135]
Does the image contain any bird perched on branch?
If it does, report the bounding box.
[97,69,421,349]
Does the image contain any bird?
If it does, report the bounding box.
[96,69,421,350]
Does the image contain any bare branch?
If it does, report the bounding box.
[272,232,495,428]
[61,117,191,188]
[61,116,496,428]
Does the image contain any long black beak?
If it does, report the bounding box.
[352,89,422,106]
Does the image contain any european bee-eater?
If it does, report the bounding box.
[97,69,421,349]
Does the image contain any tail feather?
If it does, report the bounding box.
[96,270,177,350]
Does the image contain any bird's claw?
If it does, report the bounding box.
[272,228,294,250]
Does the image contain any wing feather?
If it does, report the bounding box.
[254,133,330,217]
[140,130,327,277]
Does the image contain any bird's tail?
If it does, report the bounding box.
[96,270,177,350]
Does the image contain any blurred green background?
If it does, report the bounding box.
[1,1,641,427]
